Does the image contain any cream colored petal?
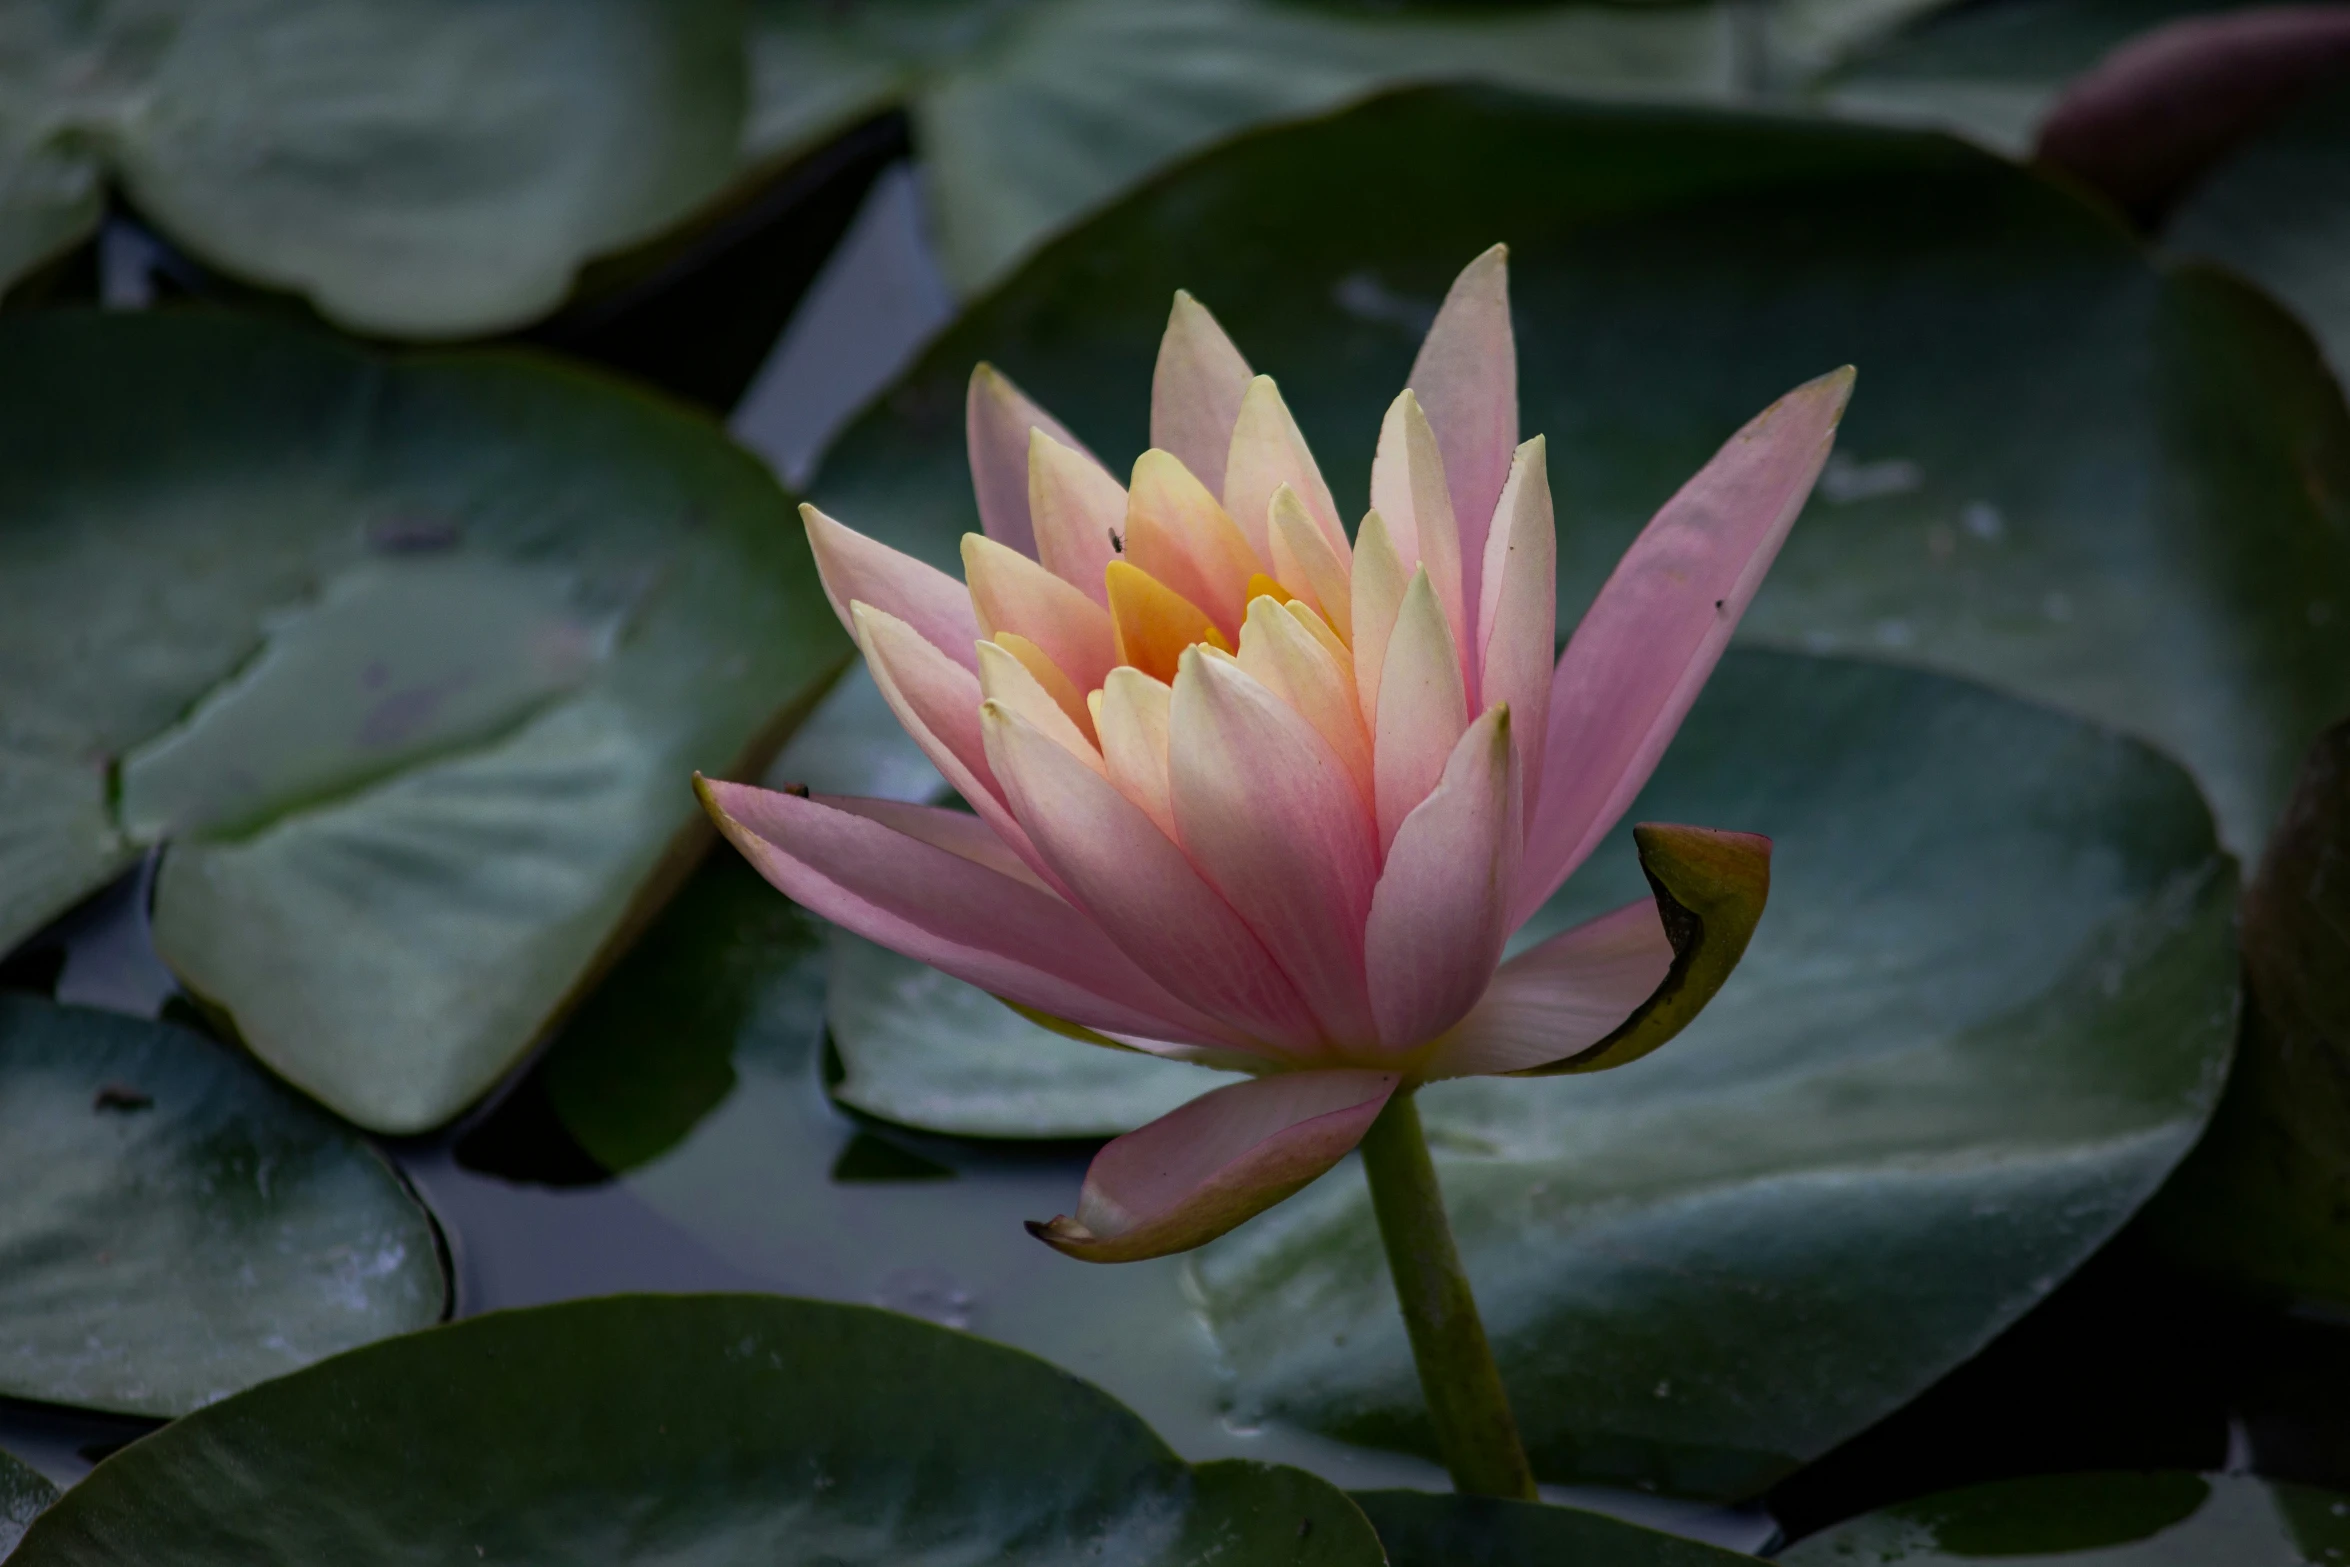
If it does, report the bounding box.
[1369,390,1467,685]
[1267,483,1352,638]
[994,631,1096,744]
[1349,508,1408,740]
[978,638,1102,772]
[1224,375,1345,560]
[1475,437,1557,822]
[962,532,1118,694]
[1096,665,1177,840]
[1373,569,1469,852]
[1238,595,1373,814]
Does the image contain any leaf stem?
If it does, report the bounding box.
[1356,1088,1538,1499]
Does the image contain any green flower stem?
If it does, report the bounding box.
[1357,1088,1538,1500]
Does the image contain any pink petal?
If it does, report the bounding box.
[813,794,1055,894]
[803,503,982,673]
[1125,449,1263,639]
[1369,391,1467,683]
[1350,508,1408,737]
[1475,438,1557,822]
[1029,429,1127,606]
[1418,897,1673,1079]
[983,697,1325,1053]
[1095,665,1177,839]
[1516,368,1852,925]
[852,602,1047,879]
[1235,595,1374,814]
[1364,706,1519,1053]
[1224,376,1347,561]
[1169,649,1381,1051]
[1408,245,1516,642]
[1150,290,1255,498]
[977,639,1102,769]
[698,777,1236,1047]
[962,532,1119,695]
[1028,1068,1398,1261]
[1268,484,1352,633]
[1373,568,1470,854]
[967,363,1101,558]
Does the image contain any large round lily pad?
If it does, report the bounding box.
[743,0,1970,297]
[1779,1471,2350,1562]
[0,309,843,1132]
[1,1448,57,1560]
[539,650,2234,1504]
[812,83,2350,857]
[0,995,444,1418]
[7,1294,1386,1566]
[0,0,746,336]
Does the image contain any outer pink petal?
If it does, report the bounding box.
[983,698,1325,1054]
[1029,429,1127,605]
[967,363,1102,558]
[1373,569,1470,853]
[1516,367,1853,925]
[698,778,1236,1048]
[803,503,982,673]
[814,794,1053,894]
[852,602,1048,880]
[1419,897,1674,1079]
[1364,706,1519,1054]
[1150,290,1255,498]
[1408,244,1516,642]
[1028,1069,1398,1261]
[1475,438,1557,823]
[1169,649,1381,1051]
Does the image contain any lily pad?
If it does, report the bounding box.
[6,1294,1386,1566]
[2144,718,2350,1305]
[1,1448,57,1561]
[0,994,444,1418]
[0,0,745,337]
[1778,1471,2350,1562]
[827,928,1248,1139]
[2168,77,2350,392]
[0,309,843,1132]
[811,83,2350,857]
[744,0,1972,297]
[1352,1490,1754,1566]
[1189,649,2235,1501]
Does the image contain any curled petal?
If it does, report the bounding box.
[1475,438,1557,821]
[698,778,1231,1047]
[1427,823,1770,1079]
[1030,429,1127,605]
[1225,375,1347,560]
[1409,244,1517,633]
[804,503,981,673]
[968,363,1100,558]
[1096,665,1177,839]
[1126,449,1263,637]
[1350,508,1408,737]
[1373,569,1470,853]
[962,533,1118,695]
[1370,390,1467,679]
[983,697,1323,1051]
[1028,1069,1398,1262]
[1151,290,1255,497]
[1365,706,1519,1054]
[1170,649,1381,1050]
[1268,483,1352,637]
[1518,367,1851,924]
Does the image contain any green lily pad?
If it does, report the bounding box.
[0,309,842,1132]
[2144,718,2350,1305]
[6,1294,1387,1566]
[0,0,745,337]
[2169,77,2350,392]
[0,994,444,1418]
[812,84,2350,859]
[1778,1471,2350,1562]
[1,1448,58,1561]
[827,928,1248,1139]
[1352,1490,1754,1566]
[1190,650,2235,1500]
[744,0,1975,298]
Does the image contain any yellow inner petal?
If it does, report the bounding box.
[1107,560,1230,683]
[994,631,1097,744]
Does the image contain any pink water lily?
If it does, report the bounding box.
[700,246,1851,1265]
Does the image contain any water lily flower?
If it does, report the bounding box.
[700,246,1850,1268]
